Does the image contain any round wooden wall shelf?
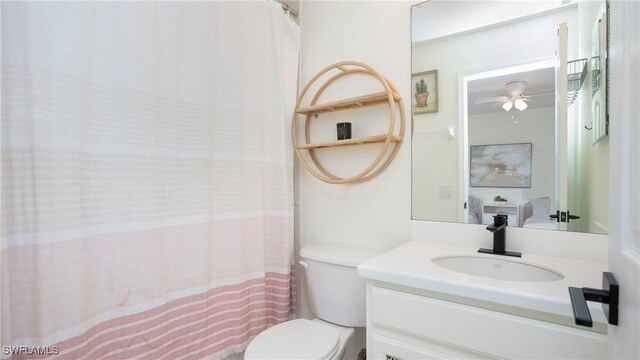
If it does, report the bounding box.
[292,61,405,184]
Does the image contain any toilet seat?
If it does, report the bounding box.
[244,319,340,360]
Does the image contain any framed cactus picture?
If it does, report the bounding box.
[411,70,438,114]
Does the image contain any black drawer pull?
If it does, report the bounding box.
[568,272,619,327]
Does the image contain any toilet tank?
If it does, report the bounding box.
[299,243,381,327]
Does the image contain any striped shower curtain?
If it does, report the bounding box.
[1,1,299,358]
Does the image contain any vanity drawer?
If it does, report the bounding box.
[369,333,493,360]
[369,286,607,359]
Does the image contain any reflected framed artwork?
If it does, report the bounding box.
[470,143,532,188]
[411,70,438,114]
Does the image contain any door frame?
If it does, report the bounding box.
[607,0,640,357]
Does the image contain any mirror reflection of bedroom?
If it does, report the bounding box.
[461,19,608,234]
[465,63,560,231]
[411,0,609,235]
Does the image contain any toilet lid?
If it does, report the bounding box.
[245,319,340,360]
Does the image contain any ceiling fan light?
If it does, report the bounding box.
[514,98,528,111]
[502,101,513,111]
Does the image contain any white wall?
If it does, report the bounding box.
[411,0,566,43]
[297,2,413,357]
[298,1,412,258]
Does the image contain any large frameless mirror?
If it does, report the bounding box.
[411,0,609,234]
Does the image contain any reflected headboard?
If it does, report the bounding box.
[523,197,551,221]
[523,200,533,221]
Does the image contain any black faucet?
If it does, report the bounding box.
[478,215,521,257]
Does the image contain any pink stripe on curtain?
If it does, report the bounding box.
[4,217,293,340]
[8,272,295,360]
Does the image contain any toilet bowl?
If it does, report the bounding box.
[244,318,354,360]
[244,243,380,360]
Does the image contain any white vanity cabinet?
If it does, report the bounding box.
[365,282,607,359]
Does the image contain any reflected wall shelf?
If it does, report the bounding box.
[292,61,405,184]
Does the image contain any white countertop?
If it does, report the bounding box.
[357,241,608,324]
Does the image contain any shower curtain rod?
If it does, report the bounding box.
[274,0,299,18]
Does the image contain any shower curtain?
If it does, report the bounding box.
[1,1,299,358]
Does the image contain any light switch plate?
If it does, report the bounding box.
[439,185,452,198]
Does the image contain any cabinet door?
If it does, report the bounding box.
[370,334,494,360]
[370,286,607,359]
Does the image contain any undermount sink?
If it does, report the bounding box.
[432,255,564,282]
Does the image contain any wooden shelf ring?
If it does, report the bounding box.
[292,61,405,184]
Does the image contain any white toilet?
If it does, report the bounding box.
[244,243,381,360]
